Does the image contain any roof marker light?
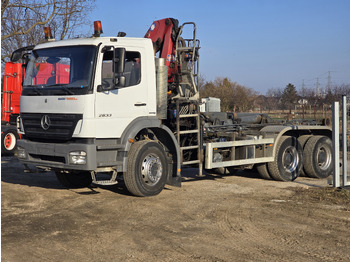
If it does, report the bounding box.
[93,21,103,37]
[44,26,54,41]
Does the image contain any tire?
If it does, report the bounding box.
[1,128,19,155]
[268,136,303,181]
[55,170,92,188]
[303,136,333,179]
[256,163,271,180]
[298,135,312,176]
[124,140,168,197]
[212,167,237,175]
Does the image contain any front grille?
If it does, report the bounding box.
[21,113,83,141]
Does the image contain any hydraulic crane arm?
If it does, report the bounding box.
[145,18,199,99]
[144,18,179,66]
[144,18,180,84]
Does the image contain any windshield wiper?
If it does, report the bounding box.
[46,84,75,95]
[62,86,75,95]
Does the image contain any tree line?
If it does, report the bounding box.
[199,76,350,115]
[263,83,350,115]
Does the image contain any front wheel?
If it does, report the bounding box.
[268,136,303,181]
[1,128,19,155]
[124,140,168,197]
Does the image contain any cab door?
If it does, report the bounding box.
[95,46,149,138]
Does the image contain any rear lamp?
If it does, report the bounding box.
[69,151,87,165]
[93,21,103,37]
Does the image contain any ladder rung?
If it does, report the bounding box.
[180,145,199,150]
[179,130,199,134]
[177,47,195,52]
[182,160,200,165]
[179,114,199,118]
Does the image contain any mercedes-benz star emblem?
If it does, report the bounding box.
[41,115,51,130]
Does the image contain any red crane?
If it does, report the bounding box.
[144,18,179,83]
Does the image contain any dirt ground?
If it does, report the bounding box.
[2,156,350,262]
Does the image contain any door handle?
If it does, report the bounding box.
[134,103,147,106]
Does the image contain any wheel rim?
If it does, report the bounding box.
[317,146,332,171]
[282,146,299,173]
[4,133,16,150]
[141,153,163,186]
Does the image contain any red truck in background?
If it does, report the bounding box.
[1,58,69,154]
[2,62,23,154]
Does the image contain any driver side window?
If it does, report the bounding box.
[101,50,141,88]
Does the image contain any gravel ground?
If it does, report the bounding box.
[2,156,350,262]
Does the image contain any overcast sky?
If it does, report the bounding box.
[91,0,350,94]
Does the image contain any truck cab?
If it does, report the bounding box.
[17,35,182,194]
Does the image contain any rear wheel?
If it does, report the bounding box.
[303,136,333,178]
[1,128,19,155]
[256,163,271,180]
[268,136,302,181]
[55,170,92,188]
[124,140,168,197]
[298,135,312,176]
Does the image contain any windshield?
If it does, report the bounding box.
[22,45,97,96]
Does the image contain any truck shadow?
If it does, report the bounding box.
[180,167,328,188]
[181,167,260,183]
[1,156,63,189]
[1,156,132,195]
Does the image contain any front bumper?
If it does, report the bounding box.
[17,139,97,170]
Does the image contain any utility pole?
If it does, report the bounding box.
[327,71,331,93]
[316,77,320,96]
[302,80,306,120]
[315,78,320,120]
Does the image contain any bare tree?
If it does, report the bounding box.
[254,95,267,113]
[200,77,257,112]
[266,88,283,112]
[304,87,322,120]
[1,0,95,64]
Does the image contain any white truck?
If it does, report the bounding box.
[15,19,333,196]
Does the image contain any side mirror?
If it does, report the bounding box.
[11,51,22,62]
[114,48,126,87]
[10,45,35,62]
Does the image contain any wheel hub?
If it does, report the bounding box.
[141,153,163,186]
[282,146,298,173]
[317,146,331,170]
[4,133,16,150]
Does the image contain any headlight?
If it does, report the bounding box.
[16,146,26,159]
[17,116,24,134]
[69,151,87,164]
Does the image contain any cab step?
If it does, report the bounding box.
[90,170,118,186]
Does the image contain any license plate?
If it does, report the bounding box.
[36,144,55,155]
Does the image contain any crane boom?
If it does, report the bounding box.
[144,18,179,83]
